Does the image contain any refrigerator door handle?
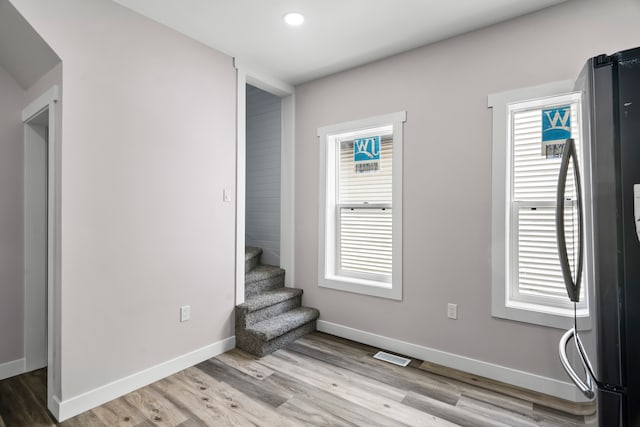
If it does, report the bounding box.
[556,138,584,302]
[559,328,596,399]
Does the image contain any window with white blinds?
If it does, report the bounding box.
[508,94,587,312]
[317,112,405,301]
[338,136,393,280]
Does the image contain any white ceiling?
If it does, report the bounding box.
[113,0,568,85]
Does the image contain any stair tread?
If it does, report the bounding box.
[246,307,319,342]
[245,246,262,261]
[237,288,303,313]
[246,264,284,284]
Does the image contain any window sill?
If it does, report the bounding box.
[320,274,401,301]
[493,300,591,330]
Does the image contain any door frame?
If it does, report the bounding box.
[235,61,295,304]
[22,85,59,414]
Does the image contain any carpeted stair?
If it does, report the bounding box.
[236,247,319,357]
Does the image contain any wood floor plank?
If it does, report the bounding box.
[60,411,108,427]
[0,376,52,427]
[123,385,189,426]
[266,372,406,427]
[175,418,207,427]
[402,391,512,427]
[460,385,534,417]
[15,374,56,426]
[420,360,595,417]
[215,348,275,380]
[533,403,588,427]
[148,381,210,426]
[180,367,303,427]
[196,358,289,408]
[299,332,379,359]
[258,350,457,427]
[456,395,540,427]
[277,395,358,427]
[153,374,251,426]
[92,396,149,426]
[273,348,408,402]
[19,369,48,403]
[290,340,461,405]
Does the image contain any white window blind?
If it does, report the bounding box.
[337,136,393,279]
[510,101,585,308]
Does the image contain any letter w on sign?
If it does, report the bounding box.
[542,106,571,142]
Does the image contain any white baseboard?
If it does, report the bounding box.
[317,320,585,403]
[53,336,236,422]
[0,358,25,381]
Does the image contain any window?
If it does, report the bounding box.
[490,82,591,329]
[317,112,405,300]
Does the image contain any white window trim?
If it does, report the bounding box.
[317,111,405,300]
[489,81,592,330]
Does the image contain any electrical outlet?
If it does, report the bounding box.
[180,305,191,322]
[447,303,458,320]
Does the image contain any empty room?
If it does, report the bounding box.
[1,0,639,425]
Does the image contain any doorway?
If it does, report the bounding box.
[235,66,295,304]
[23,107,48,373]
[245,84,282,266]
[22,85,59,415]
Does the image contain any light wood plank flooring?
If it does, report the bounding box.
[0,332,596,426]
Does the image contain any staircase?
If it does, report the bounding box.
[235,246,319,357]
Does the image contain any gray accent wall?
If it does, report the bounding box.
[10,0,237,403]
[246,84,281,266]
[294,0,640,383]
[0,65,26,366]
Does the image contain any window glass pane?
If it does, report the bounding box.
[517,205,582,302]
[340,207,392,276]
[512,103,580,202]
[339,135,393,205]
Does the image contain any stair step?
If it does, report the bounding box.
[245,264,285,297]
[246,307,319,342]
[238,288,303,314]
[236,307,319,357]
[245,246,262,273]
[236,288,303,328]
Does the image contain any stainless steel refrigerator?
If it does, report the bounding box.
[558,47,640,426]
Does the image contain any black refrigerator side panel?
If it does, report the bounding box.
[615,56,640,427]
[590,61,624,388]
[598,388,623,427]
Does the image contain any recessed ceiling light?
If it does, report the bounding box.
[283,12,305,27]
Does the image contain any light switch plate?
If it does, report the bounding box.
[180,305,190,322]
[447,303,457,320]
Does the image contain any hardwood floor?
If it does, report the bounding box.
[0,332,596,426]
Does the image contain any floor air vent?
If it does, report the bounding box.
[373,351,411,367]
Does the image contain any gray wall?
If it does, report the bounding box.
[11,0,237,402]
[294,0,640,383]
[0,4,62,373]
[246,84,281,266]
[0,65,25,366]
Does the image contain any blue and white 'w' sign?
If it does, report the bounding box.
[542,106,571,142]
[353,136,381,174]
[354,136,381,162]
